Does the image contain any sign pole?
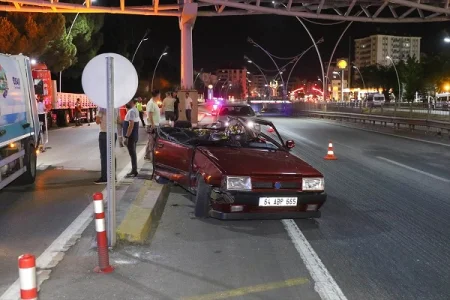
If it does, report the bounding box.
[106,56,116,247]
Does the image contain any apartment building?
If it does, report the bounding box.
[216,68,248,97]
[354,34,421,67]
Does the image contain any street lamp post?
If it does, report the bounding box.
[194,68,203,86]
[386,56,401,102]
[131,30,150,63]
[151,46,168,92]
[247,38,287,98]
[445,84,450,102]
[244,55,270,99]
[332,71,342,101]
[59,0,95,93]
[352,65,366,91]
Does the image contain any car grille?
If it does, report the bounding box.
[252,181,301,189]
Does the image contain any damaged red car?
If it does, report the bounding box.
[153,118,327,219]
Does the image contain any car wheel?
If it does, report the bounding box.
[194,175,211,218]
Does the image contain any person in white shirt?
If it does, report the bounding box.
[123,99,141,177]
[37,97,46,132]
[145,90,161,161]
[185,92,193,122]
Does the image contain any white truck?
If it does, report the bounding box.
[0,54,40,190]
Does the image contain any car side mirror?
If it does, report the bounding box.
[285,140,295,149]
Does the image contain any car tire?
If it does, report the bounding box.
[17,141,37,185]
[194,175,211,218]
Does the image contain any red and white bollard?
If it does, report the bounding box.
[93,192,114,273]
[18,254,37,300]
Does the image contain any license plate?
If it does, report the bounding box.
[259,197,298,207]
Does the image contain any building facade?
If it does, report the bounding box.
[354,35,421,67]
[216,68,248,98]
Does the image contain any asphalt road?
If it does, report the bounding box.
[0,123,147,296]
[271,117,450,300]
[141,116,449,300]
[13,115,450,300]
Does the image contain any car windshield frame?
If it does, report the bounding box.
[157,118,287,151]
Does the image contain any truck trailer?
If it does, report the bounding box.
[0,54,40,190]
[32,64,97,127]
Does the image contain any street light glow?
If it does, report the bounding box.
[247,60,252,63]
[30,59,37,65]
[162,52,168,56]
[444,37,450,43]
[386,56,391,59]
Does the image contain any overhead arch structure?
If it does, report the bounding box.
[1,0,450,23]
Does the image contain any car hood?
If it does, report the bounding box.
[198,147,322,177]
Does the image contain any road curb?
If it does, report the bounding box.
[116,180,170,244]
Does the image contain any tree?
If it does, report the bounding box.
[0,13,66,57]
[397,56,424,101]
[41,32,77,73]
[63,14,104,78]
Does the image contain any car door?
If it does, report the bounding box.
[153,132,193,187]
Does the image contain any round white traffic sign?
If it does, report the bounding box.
[82,53,138,108]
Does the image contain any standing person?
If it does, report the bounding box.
[75,98,82,126]
[136,97,146,127]
[162,92,175,126]
[95,107,120,184]
[172,91,180,121]
[185,92,193,122]
[145,90,161,161]
[37,96,46,133]
[123,99,140,177]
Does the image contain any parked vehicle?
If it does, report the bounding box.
[216,103,259,124]
[366,93,385,107]
[153,118,327,219]
[0,54,40,190]
[433,93,449,110]
[32,63,97,127]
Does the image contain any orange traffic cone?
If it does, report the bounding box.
[324,141,337,160]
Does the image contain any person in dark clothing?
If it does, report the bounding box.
[75,98,82,126]
[123,99,140,177]
[172,91,180,121]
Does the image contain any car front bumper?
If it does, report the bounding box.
[210,191,326,220]
[209,210,321,220]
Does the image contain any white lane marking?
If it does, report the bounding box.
[282,219,348,300]
[0,147,146,300]
[377,156,450,183]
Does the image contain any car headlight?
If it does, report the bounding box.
[247,121,254,128]
[223,176,252,191]
[302,177,324,191]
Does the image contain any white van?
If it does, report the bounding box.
[366,93,386,107]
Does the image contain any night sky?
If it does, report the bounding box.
[97,1,450,82]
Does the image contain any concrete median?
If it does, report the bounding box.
[116,178,170,244]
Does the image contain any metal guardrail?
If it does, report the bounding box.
[306,111,450,133]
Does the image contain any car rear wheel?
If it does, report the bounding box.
[195,176,211,218]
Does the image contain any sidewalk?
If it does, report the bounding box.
[37,185,320,300]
